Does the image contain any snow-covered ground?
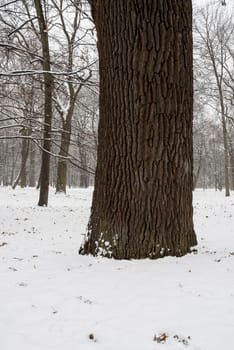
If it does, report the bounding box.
[0,187,234,350]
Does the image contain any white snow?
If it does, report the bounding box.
[0,187,234,350]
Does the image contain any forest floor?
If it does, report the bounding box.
[0,187,234,350]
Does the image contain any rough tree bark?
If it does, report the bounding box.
[34,0,53,206]
[80,0,197,259]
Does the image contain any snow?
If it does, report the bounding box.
[0,187,234,350]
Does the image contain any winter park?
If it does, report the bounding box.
[0,0,234,350]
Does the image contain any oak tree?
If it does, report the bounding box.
[80,0,197,259]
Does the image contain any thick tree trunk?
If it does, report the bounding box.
[34,0,53,206]
[80,0,197,259]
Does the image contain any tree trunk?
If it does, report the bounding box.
[228,139,234,191]
[10,144,19,186]
[34,0,53,206]
[36,170,41,190]
[222,117,230,196]
[56,158,68,193]
[12,134,29,189]
[79,171,89,188]
[2,142,9,186]
[55,78,79,193]
[55,125,71,193]
[78,146,89,188]
[20,136,29,187]
[79,167,89,188]
[80,0,197,259]
[193,144,203,190]
[29,140,36,187]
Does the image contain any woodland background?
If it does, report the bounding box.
[0,0,234,197]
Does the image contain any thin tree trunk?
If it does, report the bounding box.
[229,148,234,191]
[79,159,89,188]
[29,140,36,187]
[55,86,83,193]
[34,0,53,206]
[55,126,71,193]
[78,143,89,188]
[36,170,41,190]
[80,0,197,259]
[10,144,19,185]
[193,146,203,190]
[12,135,29,189]
[221,116,230,196]
[3,142,9,186]
[20,137,29,187]
[79,172,89,188]
[205,23,230,196]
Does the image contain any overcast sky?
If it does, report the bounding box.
[192,0,233,12]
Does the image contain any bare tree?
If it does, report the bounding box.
[0,0,97,197]
[194,3,234,196]
[51,0,94,193]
